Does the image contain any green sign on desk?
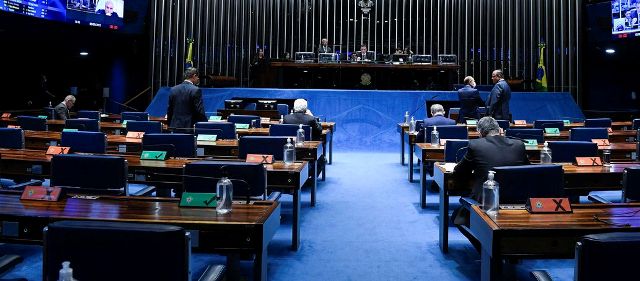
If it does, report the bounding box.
[197,134,217,142]
[524,139,538,146]
[37,115,48,119]
[466,119,478,125]
[121,120,128,127]
[235,123,250,129]
[62,128,78,132]
[140,150,167,161]
[545,128,561,135]
[562,120,571,125]
[208,116,222,121]
[180,192,217,208]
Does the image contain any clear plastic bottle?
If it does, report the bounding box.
[482,171,499,217]
[216,176,233,214]
[284,138,295,166]
[280,115,284,124]
[296,124,305,147]
[404,111,409,125]
[430,126,440,147]
[409,117,416,133]
[58,261,75,281]
[540,141,552,164]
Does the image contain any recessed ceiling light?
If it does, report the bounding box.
[80,52,89,56]
[605,49,615,54]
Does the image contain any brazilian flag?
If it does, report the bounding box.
[185,38,194,69]
[535,43,548,91]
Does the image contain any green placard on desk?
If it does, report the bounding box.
[197,134,217,142]
[180,192,217,208]
[545,128,560,135]
[62,128,78,132]
[466,120,478,125]
[121,120,128,127]
[208,116,222,121]
[562,120,571,125]
[140,150,167,161]
[524,139,538,146]
[235,123,250,129]
[37,115,48,119]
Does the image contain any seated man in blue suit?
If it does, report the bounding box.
[283,99,322,141]
[423,104,456,127]
[457,76,485,123]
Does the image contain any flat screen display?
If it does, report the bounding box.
[612,0,640,38]
[0,0,125,30]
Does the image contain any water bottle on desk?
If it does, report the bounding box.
[430,126,440,147]
[482,171,499,217]
[216,176,233,214]
[280,115,284,124]
[409,117,416,133]
[296,124,305,147]
[284,138,295,166]
[58,261,76,281]
[540,142,552,164]
[602,149,611,167]
[404,111,409,125]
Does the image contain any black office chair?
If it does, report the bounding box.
[547,141,598,163]
[76,110,100,120]
[569,128,608,142]
[142,133,197,158]
[238,136,289,160]
[120,112,149,122]
[16,116,47,131]
[43,221,225,281]
[533,120,565,131]
[589,166,640,204]
[64,118,100,132]
[194,122,236,139]
[633,118,640,130]
[0,128,25,149]
[495,120,510,130]
[60,131,107,154]
[527,232,640,281]
[584,118,612,128]
[126,121,163,134]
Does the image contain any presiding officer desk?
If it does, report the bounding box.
[0,191,279,281]
[470,203,640,281]
[433,162,640,254]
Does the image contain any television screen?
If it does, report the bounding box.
[612,0,640,38]
[0,0,126,30]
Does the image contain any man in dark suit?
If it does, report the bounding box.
[283,99,322,141]
[423,104,456,127]
[355,45,374,61]
[452,117,529,226]
[486,69,511,121]
[317,38,332,54]
[167,67,206,130]
[53,95,76,120]
[457,76,485,123]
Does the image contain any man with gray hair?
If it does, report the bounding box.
[452,116,529,226]
[284,99,322,141]
[457,76,484,123]
[167,67,206,129]
[54,95,76,120]
[423,104,456,127]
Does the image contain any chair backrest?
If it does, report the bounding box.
[120,112,149,121]
[227,115,261,128]
[0,128,25,149]
[570,128,609,141]
[584,118,612,128]
[238,136,289,160]
[184,161,267,199]
[194,122,237,139]
[444,140,469,162]
[76,110,100,120]
[43,221,189,281]
[17,116,47,131]
[65,118,100,132]
[547,141,598,163]
[633,119,640,130]
[244,103,257,110]
[622,167,640,202]
[277,104,289,116]
[142,133,197,158]
[51,154,127,195]
[575,232,640,281]
[495,120,510,130]
[533,120,565,131]
[447,107,460,119]
[269,124,312,140]
[419,125,468,143]
[493,164,564,204]
[505,128,544,143]
[126,121,163,134]
[60,131,107,154]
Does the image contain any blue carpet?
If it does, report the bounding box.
[0,151,577,280]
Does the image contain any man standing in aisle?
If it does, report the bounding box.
[167,67,206,130]
[486,69,511,121]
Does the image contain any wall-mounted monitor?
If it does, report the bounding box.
[612,0,640,38]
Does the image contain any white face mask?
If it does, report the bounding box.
[471,81,476,88]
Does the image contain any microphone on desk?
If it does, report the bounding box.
[410,94,441,118]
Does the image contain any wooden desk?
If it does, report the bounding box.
[0,148,308,250]
[469,203,640,281]
[0,192,279,281]
[433,162,640,254]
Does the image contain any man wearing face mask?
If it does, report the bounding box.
[457,76,485,123]
[167,67,206,130]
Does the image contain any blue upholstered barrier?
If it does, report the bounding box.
[147,88,584,151]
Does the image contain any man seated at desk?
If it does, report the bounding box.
[284,99,322,141]
[424,104,456,127]
[354,44,375,62]
[54,95,76,120]
[452,117,529,227]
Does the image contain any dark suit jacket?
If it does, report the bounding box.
[457,85,485,122]
[53,102,70,120]
[355,51,375,61]
[317,45,332,54]
[167,82,206,129]
[283,113,322,141]
[423,115,456,127]
[486,79,511,120]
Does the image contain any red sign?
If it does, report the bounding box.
[7,125,20,129]
[591,139,610,146]
[1,113,11,118]
[126,131,145,139]
[575,157,602,166]
[46,146,71,155]
[21,186,63,201]
[513,120,527,125]
[246,154,274,164]
[526,198,572,213]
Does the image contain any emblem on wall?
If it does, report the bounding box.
[358,0,374,15]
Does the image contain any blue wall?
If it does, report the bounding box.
[147,88,583,151]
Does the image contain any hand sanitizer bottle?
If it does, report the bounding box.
[431,126,440,147]
[482,171,499,217]
[296,124,305,147]
[404,111,409,125]
[540,141,552,164]
[284,138,295,165]
[216,176,233,214]
[409,117,416,133]
[58,261,75,281]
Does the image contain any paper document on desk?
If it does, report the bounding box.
[443,163,457,173]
